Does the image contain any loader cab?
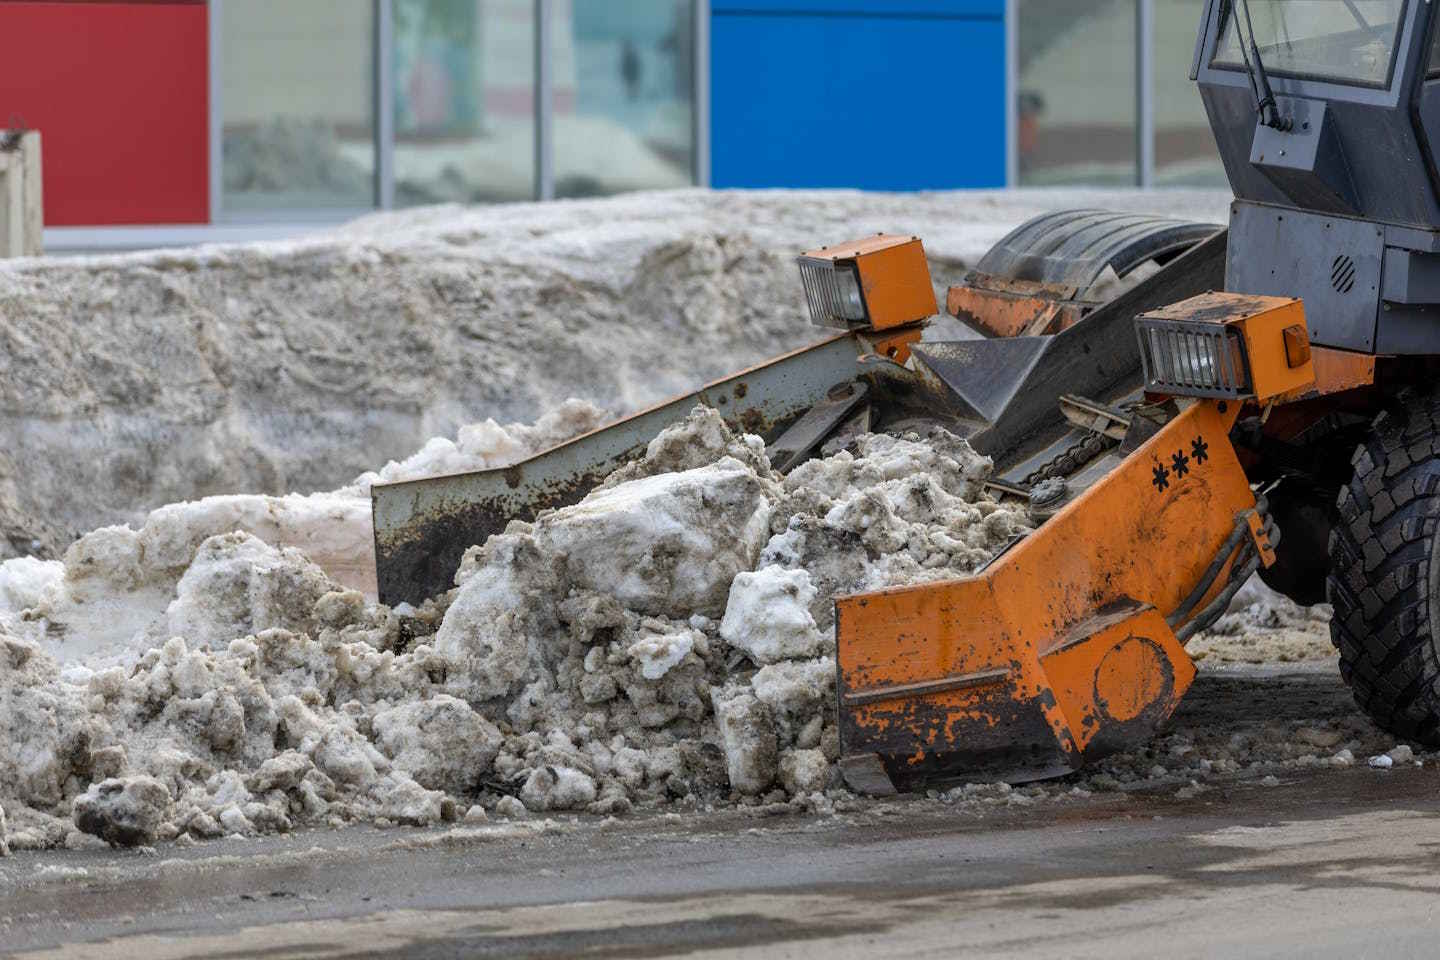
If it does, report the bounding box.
[1195,0,1440,354]
[1196,0,1440,225]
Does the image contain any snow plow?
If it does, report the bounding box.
[375,0,1440,790]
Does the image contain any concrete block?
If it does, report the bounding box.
[0,131,43,258]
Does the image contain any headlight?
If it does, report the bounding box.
[1138,318,1250,398]
[1136,293,1314,404]
[797,234,938,331]
[835,267,866,321]
[798,257,867,327]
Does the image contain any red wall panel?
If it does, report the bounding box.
[0,2,209,225]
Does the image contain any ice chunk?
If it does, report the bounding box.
[720,566,827,664]
[72,776,174,848]
[778,749,831,795]
[0,556,63,615]
[372,695,503,794]
[165,533,338,649]
[538,458,774,617]
[824,489,909,553]
[495,795,528,820]
[369,772,447,825]
[247,751,313,793]
[520,765,598,811]
[713,689,777,795]
[628,626,698,680]
[602,405,775,488]
[751,657,835,719]
[434,532,560,702]
[0,637,83,808]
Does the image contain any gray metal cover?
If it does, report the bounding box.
[975,209,1221,288]
[1226,201,1383,351]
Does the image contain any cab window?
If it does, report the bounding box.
[1213,0,1406,87]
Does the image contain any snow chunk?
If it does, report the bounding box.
[778,749,831,795]
[602,405,775,487]
[520,765,598,811]
[165,533,338,649]
[495,795,528,820]
[72,776,174,848]
[713,689,778,795]
[434,532,560,702]
[538,458,774,617]
[353,399,609,494]
[0,557,63,616]
[720,566,827,664]
[0,636,82,808]
[751,657,835,718]
[372,695,503,794]
[369,772,448,825]
[628,626,698,680]
[247,752,313,793]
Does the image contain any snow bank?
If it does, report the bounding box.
[0,188,1229,563]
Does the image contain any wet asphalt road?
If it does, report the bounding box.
[6,665,1440,959]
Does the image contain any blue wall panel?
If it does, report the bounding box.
[711,4,1006,189]
[712,0,1003,16]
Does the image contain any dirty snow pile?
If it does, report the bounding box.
[0,399,608,665]
[1188,577,1334,665]
[0,407,1028,851]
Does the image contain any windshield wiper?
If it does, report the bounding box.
[1234,0,1292,131]
[1341,0,1371,30]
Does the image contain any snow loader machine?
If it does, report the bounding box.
[373,0,1440,793]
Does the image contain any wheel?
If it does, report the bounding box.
[1327,395,1440,745]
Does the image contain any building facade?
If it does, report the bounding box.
[0,1,1216,249]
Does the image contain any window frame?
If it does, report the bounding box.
[1208,0,1410,91]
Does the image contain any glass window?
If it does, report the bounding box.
[1155,0,1225,186]
[1213,0,1406,87]
[393,0,536,204]
[1018,0,1137,186]
[1428,7,1440,76]
[552,0,695,198]
[220,0,376,214]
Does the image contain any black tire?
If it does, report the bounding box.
[1328,397,1440,745]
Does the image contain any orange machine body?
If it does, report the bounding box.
[835,292,1305,789]
[946,273,1092,338]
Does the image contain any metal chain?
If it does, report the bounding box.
[1021,431,1118,487]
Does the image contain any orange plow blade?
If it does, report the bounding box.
[835,398,1273,792]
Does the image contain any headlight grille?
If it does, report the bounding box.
[798,257,866,328]
[1136,318,1251,399]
